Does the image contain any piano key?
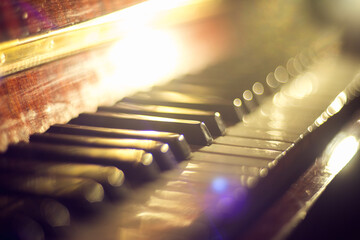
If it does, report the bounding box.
[0,173,104,209]
[274,65,290,84]
[241,120,311,134]
[163,170,258,190]
[0,195,70,236]
[286,57,304,77]
[171,73,258,91]
[140,168,261,208]
[134,166,262,231]
[121,90,246,124]
[176,161,268,178]
[69,112,213,146]
[137,172,252,209]
[68,176,235,239]
[191,152,272,168]
[251,81,268,103]
[165,79,266,116]
[30,133,177,171]
[121,154,264,204]
[265,72,281,93]
[161,157,261,180]
[226,125,299,142]
[239,115,313,135]
[151,189,199,203]
[140,196,201,216]
[242,108,319,125]
[0,159,127,199]
[256,102,325,122]
[273,93,337,111]
[123,158,259,204]
[47,124,191,161]
[99,102,226,137]
[116,202,209,240]
[197,143,282,160]
[0,214,45,240]
[214,136,291,151]
[298,49,316,68]
[5,143,159,184]
[153,83,259,113]
[152,82,244,100]
[242,89,259,112]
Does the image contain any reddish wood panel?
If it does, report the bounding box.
[0,47,108,151]
[0,0,146,42]
[0,11,233,152]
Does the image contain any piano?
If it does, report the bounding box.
[1,0,360,239]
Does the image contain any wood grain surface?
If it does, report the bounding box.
[0,0,145,42]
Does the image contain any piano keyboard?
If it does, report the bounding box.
[1,50,359,240]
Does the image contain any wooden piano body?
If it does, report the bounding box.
[1,0,360,239]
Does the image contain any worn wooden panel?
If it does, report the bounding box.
[0,0,146,42]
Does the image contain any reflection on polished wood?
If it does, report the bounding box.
[243,113,360,240]
[0,0,224,77]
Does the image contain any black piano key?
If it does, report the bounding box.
[69,112,213,146]
[47,124,191,161]
[242,89,259,112]
[121,90,246,124]
[171,73,256,90]
[161,168,258,190]
[286,56,306,77]
[0,214,45,240]
[274,65,290,84]
[262,66,291,93]
[0,159,127,199]
[226,124,298,142]
[99,102,226,137]
[265,72,281,93]
[175,160,268,178]
[0,173,104,209]
[152,82,244,100]
[191,152,271,168]
[214,136,291,151]
[30,133,177,171]
[170,72,275,100]
[0,195,70,236]
[251,82,269,103]
[197,143,282,160]
[5,142,159,184]
[153,82,261,112]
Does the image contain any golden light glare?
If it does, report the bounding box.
[326,91,348,116]
[325,136,359,174]
[113,0,208,31]
[100,28,181,99]
[109,0,221,32]
[81,0,225,105]
[282,73,318,100]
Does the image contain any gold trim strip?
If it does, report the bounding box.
[0,0,223,77]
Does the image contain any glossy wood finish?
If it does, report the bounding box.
[0,47,107,151]
[242,114,360,240]
[0,0,145,42]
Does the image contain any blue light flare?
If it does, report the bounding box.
[211,177,228,193]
